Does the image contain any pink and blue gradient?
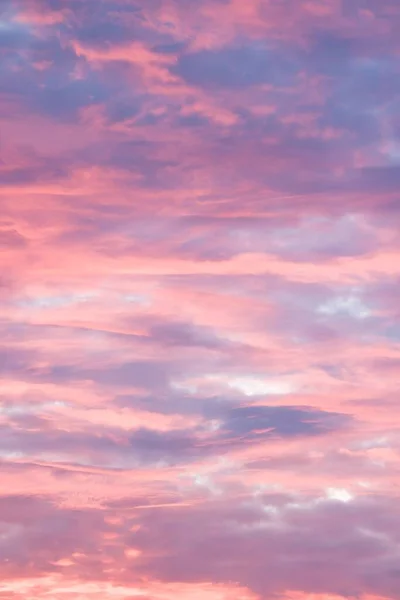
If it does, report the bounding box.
[1,0,400,598]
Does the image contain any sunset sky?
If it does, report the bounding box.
[1,0,400,598]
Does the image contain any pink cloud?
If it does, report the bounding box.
[1,0,400,598]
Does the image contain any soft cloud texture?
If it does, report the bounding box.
[1,0,400,598]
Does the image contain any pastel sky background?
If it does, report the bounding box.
[1,0,400,598]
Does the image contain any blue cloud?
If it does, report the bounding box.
[174,43,299,88]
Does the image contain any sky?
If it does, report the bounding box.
[0,0,400,598]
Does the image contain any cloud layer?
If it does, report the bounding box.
[1,0,400,598]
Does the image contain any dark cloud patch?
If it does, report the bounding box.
[220,405,351,439]
[0,338,171,392]
[43,360,170,390]
[0,415,197,467]
[105,98,142,124]
[176,113,211,128]
[0,151,70,186]
[74,21,137,49]
[0,399,351,468]
[345,58,400,107]
[126,493,400,599]
[115,391,240,419]
[0,494,109,575]
[0,22,31,53]
[152,42,186,55]
[0,346,38,378]
[306,31,356,76]
[125,405,352,464]
[0,30,112,121]
[356,165,400,193]
[174,44,299,89]
[0,421,124,461]
[32,77,109,119]
[148,320,226,349]
[36,0,182,51]
[320,56,400,133]
[0,229,27,248]
[129,428,196,464]
[1,490,400,598]
[77,139,178,187]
